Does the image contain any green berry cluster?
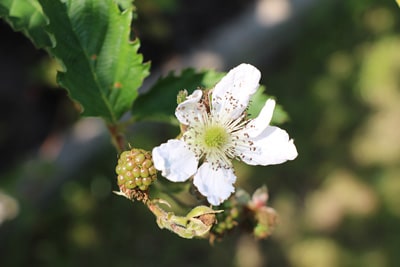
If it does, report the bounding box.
[116,148,157,191]
[211,201,240,236]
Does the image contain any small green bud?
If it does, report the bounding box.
[230,207,239,219]
[177,89,188,104]
[210,194,242,238]
[253,223,269,239]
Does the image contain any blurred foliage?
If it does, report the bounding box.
[1,0,400,267]
[132,69,288,125]
[0,0,51,48]
[0,0,150,123]
[132,68,225,124]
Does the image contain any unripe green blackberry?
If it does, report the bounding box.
[116,148,157,193]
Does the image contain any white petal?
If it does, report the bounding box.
[245,99,275,138]
[175,89,206,125]
[152,139,198,182]
[211,64,261,121]
[193,162,236,205]
[236,126,298,166]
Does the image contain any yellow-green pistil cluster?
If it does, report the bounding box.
[116,148,157,191]
[202,125,229,150]
[182,113,247,170]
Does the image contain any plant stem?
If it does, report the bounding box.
[107,123,126,153]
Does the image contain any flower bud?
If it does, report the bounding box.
[176,89,188,104]
[211,197,241,237]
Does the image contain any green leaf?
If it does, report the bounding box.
[133,68,288,125]
[0,0,51,48]
[270,103,289,125]
[115,0,135,11]
[132,68,224,124]
[38,0,149,123]
[247,86,289,125]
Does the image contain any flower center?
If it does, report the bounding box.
[202,125,229,149]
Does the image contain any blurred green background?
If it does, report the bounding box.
[1,0,400,266]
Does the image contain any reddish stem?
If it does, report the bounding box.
[107,123,126,153]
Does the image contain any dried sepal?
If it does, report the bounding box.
[147,199,222,239]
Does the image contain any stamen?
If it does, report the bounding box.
[181,98,256,170]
